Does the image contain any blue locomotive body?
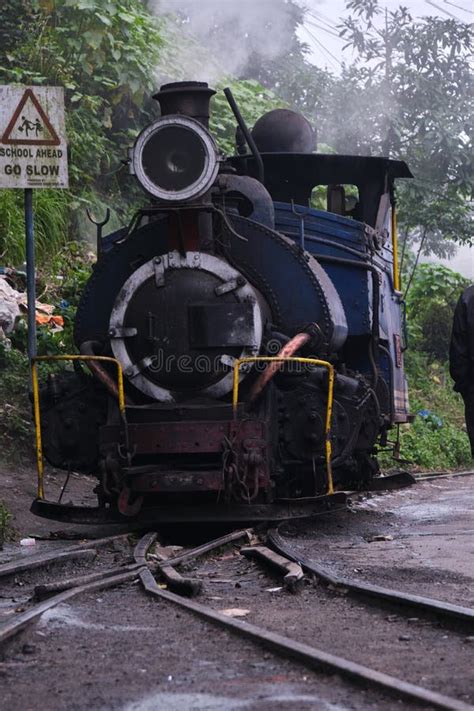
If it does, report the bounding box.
[274,202,409,426]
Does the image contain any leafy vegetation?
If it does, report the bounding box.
[404,263,470,360]
[379,262,472,471]
[0,0,164,264]
[381,350,471,470]
[0,501,12,549]
[331,0,473,257]
[0,242,93,462]
[0,189,70,265]
[10,242,94,356]
[210,80,285,155]
[0,345,31,461]
[237,0,473,257]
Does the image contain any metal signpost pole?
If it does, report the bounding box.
[24,187,37,362]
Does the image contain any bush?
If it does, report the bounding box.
[394,418,471,470]
[380,350,471,470]
[0,345,31,460]
[405,263,470,361]
[0,189,70,267]
[8,242,93,356]
[0,502,12,549]
[210,79,285,155]
[0,0,165,265]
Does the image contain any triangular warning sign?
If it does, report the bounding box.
[1,89,60,146]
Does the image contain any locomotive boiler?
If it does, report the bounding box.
[31,81,412,524]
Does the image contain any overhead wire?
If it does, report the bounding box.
[423,0,466,19]
[306,9,341,31]
[301,25,343,70]
[441,0,473,14]
[306,18,346,42]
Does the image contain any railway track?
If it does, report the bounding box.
[0,524,473,710]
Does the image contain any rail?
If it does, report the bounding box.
[232,356,335,495]
[31,354,126,500]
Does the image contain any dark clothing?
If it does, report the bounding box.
[450,285,474,455]
[463,394,474,457]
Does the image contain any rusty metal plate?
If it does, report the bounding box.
[100,419,267,455]
[128,469,224,492]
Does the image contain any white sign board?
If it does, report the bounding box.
[0,86,68,189]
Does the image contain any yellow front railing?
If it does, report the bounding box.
[31,355,126,500]
[232,356,335,495]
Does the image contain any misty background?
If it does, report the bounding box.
[150,0,473,278]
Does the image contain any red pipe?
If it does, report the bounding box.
[249,331,311,404]
[80,341,133,405]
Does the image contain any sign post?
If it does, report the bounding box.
[0,85,68,364]
[24,188,35,360]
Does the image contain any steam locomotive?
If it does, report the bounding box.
[32,81,412,524]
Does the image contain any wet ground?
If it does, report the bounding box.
[2,585,409,711]
[0,473,473,710]
[288,474,474,605]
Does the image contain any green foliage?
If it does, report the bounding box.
[0,345,32,460]
[0,1,35,57]
[393,417,470,471]
[379,262,471,470]
[405,263,470,360]
[397,181,473,257]
[0,189,69,266]
[210,80,286,156]
[0,0,164,265]
[0,243,92,463]
[380,350,471,470]
[337,0,473,255]
[0,502,13,549]
[10,241,93,355]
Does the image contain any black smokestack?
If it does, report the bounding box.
[153,81,216,128]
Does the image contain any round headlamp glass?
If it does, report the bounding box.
[132,116,218,201]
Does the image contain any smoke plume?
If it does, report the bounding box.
[150,0,299,83]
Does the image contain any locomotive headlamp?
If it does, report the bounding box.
[130,115,219,202]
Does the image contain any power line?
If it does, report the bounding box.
[301,26,338,70]
[424,0,466,20]
[301,25,342,70]
[306,8,342,32]
[442,0,473,14]
[306,19,345,42]
[306,15,341,37]
[306,9,340,32]
[304,25,342,66]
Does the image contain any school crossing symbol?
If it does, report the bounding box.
[0,85,68,188]
[2,89,61,146]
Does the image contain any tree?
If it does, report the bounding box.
[210,80,285,156]
[405,262,470,360]
[335,0,473,257]
[0,0,164,192]
[0,0,165,263]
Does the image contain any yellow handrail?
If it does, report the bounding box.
[232,356,335,495]
[391,206,400,292]
[31,355,126,500]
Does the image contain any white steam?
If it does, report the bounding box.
[150,0,298,83]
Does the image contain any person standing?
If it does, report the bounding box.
[450,284,474,456]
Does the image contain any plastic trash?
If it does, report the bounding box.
[20,537,36,546]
